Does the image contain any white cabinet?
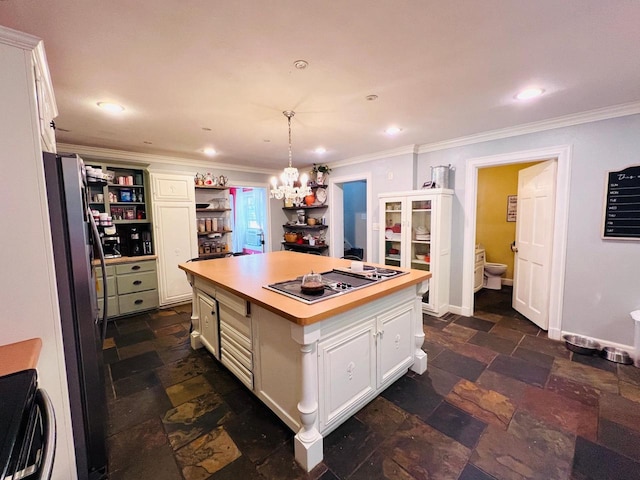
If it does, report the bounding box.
[379,189,453,317]
[318,300,416,432]
[318,320,377,430]
[197,291,219,358]
[32,46,57,153]
[377,303,414,384]
[150,172,198,305]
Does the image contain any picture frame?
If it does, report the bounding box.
[507,195,517,222]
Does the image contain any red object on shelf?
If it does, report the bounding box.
[391,223,401,233]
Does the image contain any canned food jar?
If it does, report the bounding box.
[205,218,212,231]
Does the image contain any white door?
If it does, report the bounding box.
[512,160,557,329]
[154,202,198,305]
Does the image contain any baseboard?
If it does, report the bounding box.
[502,278,513,286]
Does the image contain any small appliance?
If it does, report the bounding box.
[101,235,121,258]
[129,228,142,256]
[142,231,153,255]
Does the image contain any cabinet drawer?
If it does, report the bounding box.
[216,289,249,316]
[96,276,117,297]
[118,289,159,315]
[94,265,115,277]
[220,352,253,390]
[115,261,156,275]
[475,251,485,263]
[116,271,158,294]
[98,296,119,318]
[219,304,251,343]
[220,330,252,370]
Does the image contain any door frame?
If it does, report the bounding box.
[461,145,572,340]
[328,173,373,261]
[229,181,272,253]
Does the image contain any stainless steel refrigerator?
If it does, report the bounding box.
[43,152,108,480]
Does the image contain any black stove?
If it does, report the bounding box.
[264,267,407,304]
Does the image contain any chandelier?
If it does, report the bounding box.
[270,110,311,205]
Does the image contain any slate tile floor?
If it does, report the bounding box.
[104,288,640,479]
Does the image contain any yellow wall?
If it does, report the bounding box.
[476,162,539,280]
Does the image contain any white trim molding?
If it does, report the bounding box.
[418,102,640,154]
[461,145,572,340]
[58,143,276,175]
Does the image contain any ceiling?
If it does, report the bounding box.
[1,1,640,171]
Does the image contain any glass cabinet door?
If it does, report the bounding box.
[409,198,431,272]
[382,199,403,267]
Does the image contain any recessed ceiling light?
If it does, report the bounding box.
[365,95,378,101]
[385,126,402,136]
[203,147,216,157]
[293,60,309,70]
[314,147,327,155]
[515,88,545,101]
[97,101,125,113]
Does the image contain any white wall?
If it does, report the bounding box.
[331,152,415,260]
[416,114,640,345]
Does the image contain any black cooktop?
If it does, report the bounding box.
[264,267,407,304]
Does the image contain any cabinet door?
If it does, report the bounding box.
[408,197,432,273]
[152,173,195,202]
[318,320,376,431]
[153,202,198,305]
[379,197,405,268]
[377,305,414,386]
[198,292,219,359]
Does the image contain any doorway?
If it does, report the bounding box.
[328,173,372,260]
[461,145,572,340]
[229,185,269,254]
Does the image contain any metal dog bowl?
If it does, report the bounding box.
[600,347,633,365]
[563,335,600,355]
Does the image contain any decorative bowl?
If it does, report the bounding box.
[415,254,425,261]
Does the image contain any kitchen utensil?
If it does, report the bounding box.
[301,271,324,294]
[563,334,600,355]
[600,347,633,364]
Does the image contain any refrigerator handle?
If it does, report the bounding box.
[87,208,109,341]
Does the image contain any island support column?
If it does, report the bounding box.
[411,281,428,374]
[291,322,323,471]
[186,272,203,350]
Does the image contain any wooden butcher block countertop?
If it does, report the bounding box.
[179,251,430,326]
[0,338,42,377]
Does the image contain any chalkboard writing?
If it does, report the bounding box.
[603,165,640,240]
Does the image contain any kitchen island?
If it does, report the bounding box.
[179,251,429,471]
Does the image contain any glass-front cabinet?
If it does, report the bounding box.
[379,189,453,317]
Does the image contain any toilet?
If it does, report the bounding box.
[484,262,507,290]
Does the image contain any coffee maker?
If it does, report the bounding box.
[142,231,153,255]
[129,227,142,256]
[102,235,121,258]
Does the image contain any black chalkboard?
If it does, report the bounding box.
[603,165,640,239]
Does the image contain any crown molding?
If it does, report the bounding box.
[57,143,275,175]
[329,144,419,169]
[0,25,41,50]
[417,101,640,154]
